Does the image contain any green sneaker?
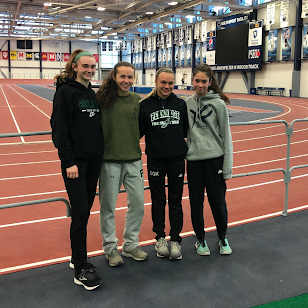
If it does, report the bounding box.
[195,239,210,256]
[219,237,232,255]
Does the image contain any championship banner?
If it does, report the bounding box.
[26,52,33,60]
[280,0,289,23]
[180,45,185,67]
[167,48,172,67]
[194,23,200,40]
[268,29,278,61]
[147,36,151,50]
[158,49,162,68]
[175,46,179,67]
[49,53,55,61]
[132,54,136,66]
[281,27,292,60]
[10,51,17,60]
[303,24,308,59]
[179,28,184,45]
[163,49,166,67]
[302,0,308,18]
[248,20,263,47]
[34,52,40,60]
[201,21,207,40]
[186,26,190,42]
[195,43,201,65]
[161,33,165,48]
[187,44,191,66]
[63,53,70,61]
[267,3,275,25]
[173,29,178,45]
[152,50,156,68]
[41,52,48,61]
[202,42,207,63]
[18,51,25,60]
[2,51,8,60]
[166,32,170,46]
[144,51,148,69]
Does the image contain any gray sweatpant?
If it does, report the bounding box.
[99,160,145,255]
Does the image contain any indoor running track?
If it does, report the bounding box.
[0,80,308,275]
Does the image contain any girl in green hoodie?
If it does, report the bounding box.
[185,64,233,256]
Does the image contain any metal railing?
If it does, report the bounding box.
[0,118,307,217]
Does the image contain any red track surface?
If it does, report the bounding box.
[0,82,308,275]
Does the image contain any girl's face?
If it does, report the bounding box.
[192,71,212,97]
[113,66,135,95]
[73,56,96,86]
[155,72,174,99]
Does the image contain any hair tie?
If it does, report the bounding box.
[74,51,94,63]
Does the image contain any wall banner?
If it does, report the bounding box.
[152,50,156,68]
[168,48,172,67]
[144,51,148,69]
[187,44,191,66]
[267,3,275,25]
[139,53,143,69]
[180,45,185,67]
[175,46,179,67]
[248,20,263,47]
[49,53,56,61]
[2,51,8,60]
[148,50,152,66]
[268,29,278,61]
[195,42,201,65]
[26,52,33,60]
[34,52,40,60]
[281,27,292,60]
[194,23,200,40]
[280,0,289,23]
[201,21,207,40]
[202,42,207,63]
[163,49,166,67]
[303,24,308,59]
[18,51,25,60]
[56,52,62,61]
[302,0,308,18]
[158,49,162,68]
[132,54,136,66]
[10,51,17,60]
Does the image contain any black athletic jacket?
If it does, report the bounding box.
[50,77,104,168]
[139,92,188,158]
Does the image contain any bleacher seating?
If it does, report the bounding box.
[256,87,285,96]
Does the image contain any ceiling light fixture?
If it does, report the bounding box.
[97,7,105,11]
[146,12,154,14]
[168,2,178,5]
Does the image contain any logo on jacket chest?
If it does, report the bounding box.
[190,105,213,128]
[150,109,180,128]
[78,100,99,117]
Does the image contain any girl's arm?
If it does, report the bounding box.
[218,103,233,180]
[50,88,76,169]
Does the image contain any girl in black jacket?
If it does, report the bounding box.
[139,68,188,260]
[50,49,104,290]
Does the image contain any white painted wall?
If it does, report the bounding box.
[223,72,248,94]
[175,67,192,86]
[300,61,308,98]
[145,69,156,87]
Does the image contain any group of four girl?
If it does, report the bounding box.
[50,49,233,291]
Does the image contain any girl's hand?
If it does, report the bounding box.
[66,165,79,179]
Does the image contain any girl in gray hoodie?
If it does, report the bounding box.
[185,64,233,256]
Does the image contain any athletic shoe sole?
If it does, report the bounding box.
[74,278,101,291]
[169,255,182,260]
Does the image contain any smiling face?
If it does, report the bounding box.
[155,72,174,99]
[192,71,212,97]
[113,66,135,96]
[72,56,96,86]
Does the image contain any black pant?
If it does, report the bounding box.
[147,156,184,243]
[187,157,228,240]
[61,157,101,273]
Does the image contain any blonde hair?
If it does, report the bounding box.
[141,68,175,101]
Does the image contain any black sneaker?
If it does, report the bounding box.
[74,265,102,291]
[70,258,95,270]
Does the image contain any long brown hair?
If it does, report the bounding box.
[96,61,135,108]
[141,68,175,101]
[54,49,84,81]
[192,64,230,105]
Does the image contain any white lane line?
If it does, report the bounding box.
[0,190,66,201]
[233,127,308,143]
[1,173,307,228]
[234,139,308,153]
[8,85,51,119]
[0,85,25,143]
[0,160,59,167]
[0,203,307,274]
[0,150,57,156]
[0,173,61,181]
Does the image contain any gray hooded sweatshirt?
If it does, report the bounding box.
[185,90,233,180]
